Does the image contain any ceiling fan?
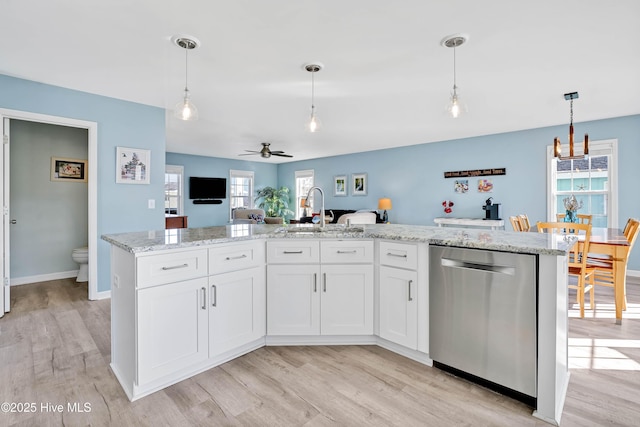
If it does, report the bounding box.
[239,142,293,158]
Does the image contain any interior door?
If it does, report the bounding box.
[1,118,10,315]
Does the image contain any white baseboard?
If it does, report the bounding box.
[11,270,79,286]
[93,290,111,300]
[627,269,640,278]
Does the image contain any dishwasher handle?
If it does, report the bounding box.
[441,258,515,275]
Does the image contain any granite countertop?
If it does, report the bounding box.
[101,223,575,256]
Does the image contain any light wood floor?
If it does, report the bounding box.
[1,277,640,427]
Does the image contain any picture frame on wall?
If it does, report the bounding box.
[351,172,368,196]
[50,157,88,183]
[116,147,150,184]
[334,175,347,196]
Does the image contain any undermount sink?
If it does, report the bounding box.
[276,225,364,234]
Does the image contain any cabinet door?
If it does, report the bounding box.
[137,277,209,385]
[379,266,418,349]
[209,267,266,357]
[267,265,320,335]
[321,264,373,335]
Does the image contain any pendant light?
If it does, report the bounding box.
[172,35,200,121]
[553,92,589,160]
[304,63,323,132]
[441,34,469,118]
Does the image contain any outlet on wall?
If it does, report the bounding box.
[148,199,155,209]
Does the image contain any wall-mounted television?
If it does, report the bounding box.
[189,177,227,200]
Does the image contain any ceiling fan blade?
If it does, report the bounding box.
[272,153,293,157]
[238,152,259,156]
[270,150,285,154]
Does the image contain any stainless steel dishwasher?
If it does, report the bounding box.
[429,245,537,400]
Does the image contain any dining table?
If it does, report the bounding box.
[533,226,630,324]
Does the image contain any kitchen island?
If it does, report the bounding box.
[102,223,573,426]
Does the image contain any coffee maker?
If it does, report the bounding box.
[482,197,501,220]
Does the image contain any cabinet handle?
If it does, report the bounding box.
[211,285,217,307]
[161,263,189,270]
[313,273,317,292]
[387,252,407,258]
[323,273,327,292]
[408,280,413,302]
[283,250,304,254]
[337,250,357,254]
[201,287,206,310]
[225,254,247,261]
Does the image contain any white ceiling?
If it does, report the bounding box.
[2,1,639,163]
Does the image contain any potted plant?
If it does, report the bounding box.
[254,186,294,221]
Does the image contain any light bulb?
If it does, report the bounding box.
[446,87,467,119]
[174,90,198,121]
[307,109,321,133]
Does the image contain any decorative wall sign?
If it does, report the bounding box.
[444,168,506,178]
[51,157,88,182]
[116,147,150,184]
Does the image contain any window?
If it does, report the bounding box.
[547,139,618,228]
[295,170,315,218]
[164,165,184,215]
[229,170,254,219]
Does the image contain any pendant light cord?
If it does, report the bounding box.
[311,69,315,111]
[184,45,189,92]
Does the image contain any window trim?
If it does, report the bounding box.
[546,139,618,227]
[229,169,255,220]
[295,169,315,218]
[165,164,184,216]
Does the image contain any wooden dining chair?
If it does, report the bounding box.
[537,221,596,318]
[556,213,593,224]
[586,218,640,311]
[517,214,531,232]
[509,216,523,231]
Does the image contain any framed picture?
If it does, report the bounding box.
[351,172,368,196]
[478,179,493,193]
[50,157,87,182]
[334,175,347,196]
[116,147,150,184]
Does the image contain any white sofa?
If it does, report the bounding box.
[336,211,377,225]
[232,208,283,224]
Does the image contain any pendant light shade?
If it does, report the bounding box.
[305,63,323,132]
[441,34,469,119]
[172,36,200,121]
[553,92,589,160]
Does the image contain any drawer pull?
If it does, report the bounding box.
[201,287,206,310]
[211,285,217,307]
[283,250,304,254]
[225,254,248,261]
[323,273,327,292]
[408,280,413,302]
[161,263,189,271]
[337,250,357,254]
[387,252,407,258]
[313,273,317,292]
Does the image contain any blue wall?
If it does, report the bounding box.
[0,74,166,293]
[165,153,278,227]
[277,115,640,270]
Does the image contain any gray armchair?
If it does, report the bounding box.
[232,208,283,224]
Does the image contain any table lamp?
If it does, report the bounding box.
[378,198,392,223]
[300,198,308,217]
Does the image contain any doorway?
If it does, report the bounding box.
[1,109,98,316]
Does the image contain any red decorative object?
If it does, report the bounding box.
[442,200,454,214]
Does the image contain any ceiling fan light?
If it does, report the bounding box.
[174,89,199,121]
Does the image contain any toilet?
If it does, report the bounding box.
[71,247,89,282]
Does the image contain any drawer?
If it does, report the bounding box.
[136,249,208,288]
[209,241,265,275]
[379,241,418,270]
[321,240,373,264]
[267,240,320,264]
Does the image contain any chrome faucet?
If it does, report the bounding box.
[305,186,325,227]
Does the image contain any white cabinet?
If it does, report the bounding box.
[209,267,265,357]
[320,264,373,335]
[267,264,320,335]
[377,241,426,353]
[137,277,209,385]
[379,265,418,349]
[266,240,374,336]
